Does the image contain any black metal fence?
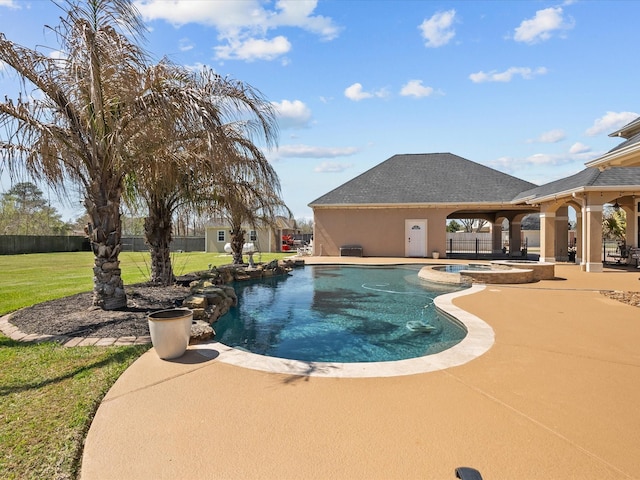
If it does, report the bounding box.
[603,239,639,265]
[446,237,529,258]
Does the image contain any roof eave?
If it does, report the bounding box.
[310,201,531,209]
[585,142,640,169]
[522,184,640,205]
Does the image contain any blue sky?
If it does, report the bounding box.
[1,0,639,222]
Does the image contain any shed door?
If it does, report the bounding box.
[405,220,427,257]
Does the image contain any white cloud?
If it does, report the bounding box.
[0,0,20,8]
[135,0,340,62]
[314,161,354,173]
[400,80,435,98]
[487,145,600,175]
[276,144,359,159]
[469,66,547,83]
[214,35,291,62]
[528,129,566,144]
[569,142,590,154]
[344,83,388,101]
[344,83,371,101]
[513,7,574,44]
[271,100,312,129]
[585,111,639,136]
[419,10,456,48]
[179,38,194,52]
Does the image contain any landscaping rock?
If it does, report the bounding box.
[190,320,215,344]
[183,295,208,309]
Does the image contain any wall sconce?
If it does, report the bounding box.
[613,201,620,211]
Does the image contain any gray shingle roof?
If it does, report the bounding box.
[608,131,640,153]
[309,153,537,206]
[608,116,640,139]
[514,166,640,202]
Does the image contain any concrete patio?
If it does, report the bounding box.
[81,259,640,480]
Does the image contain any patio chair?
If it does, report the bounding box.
[455,466,484,480]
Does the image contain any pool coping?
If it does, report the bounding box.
[192,284,495,378]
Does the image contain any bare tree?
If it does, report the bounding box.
[459,219,488,233]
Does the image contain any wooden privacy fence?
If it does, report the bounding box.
[0,235,205,255]
[0,235,88,255]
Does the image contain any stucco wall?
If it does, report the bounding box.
[313,207,449,257]
[205,227,276,253]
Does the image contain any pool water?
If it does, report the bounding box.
[214,265,467,363]
[434,264,492,273]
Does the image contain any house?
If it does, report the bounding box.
[309,153,538,258]
[309,117,640,271]
[204,216,298,254]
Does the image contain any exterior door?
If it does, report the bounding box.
[405,220,427,257]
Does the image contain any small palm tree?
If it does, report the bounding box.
[216,153,291,265]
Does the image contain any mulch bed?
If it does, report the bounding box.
[8,284,191,338]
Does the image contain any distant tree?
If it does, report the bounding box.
[446,220,462,233]
[460,219,488,233]
[0,182,71,235]
[296,218,314,234]
[521,214,540,230]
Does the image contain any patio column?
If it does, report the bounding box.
[575,210,582,265]
[584,203,603,272]
[623,204,636,248]
[491,221,503,254]
[509,220,521,257]
[555,206,569,261]
[539,211,556,263]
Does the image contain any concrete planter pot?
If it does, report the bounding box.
[432,251,440,259]
[148,308,193,360]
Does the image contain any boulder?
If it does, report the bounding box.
[183,295,208,309]
[189,320,215,344]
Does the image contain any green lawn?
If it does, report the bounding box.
[0,250,287,316]
[0,250,290,479]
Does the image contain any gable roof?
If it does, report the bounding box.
[309,153,536,207]
[514,166,640,204]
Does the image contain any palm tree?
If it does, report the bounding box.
[0,0,151,309]
[603,207,626,242]
[124,64,280,284]
[215,151,291,265]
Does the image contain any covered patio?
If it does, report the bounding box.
[513,117,640,272]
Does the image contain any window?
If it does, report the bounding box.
[249,230,257,241]
[217,230,225,242]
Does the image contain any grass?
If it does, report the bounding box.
[0,250,289,316]
[0,249,291,479]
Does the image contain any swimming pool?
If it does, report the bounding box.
[213,265,467,363]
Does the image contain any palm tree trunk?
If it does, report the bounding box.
[144,197,175,285]
[230,225,245,265]
[85,189,127,310]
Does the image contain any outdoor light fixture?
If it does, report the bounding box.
[613,201,620,211]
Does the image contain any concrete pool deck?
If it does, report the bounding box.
[81,258,640,480]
